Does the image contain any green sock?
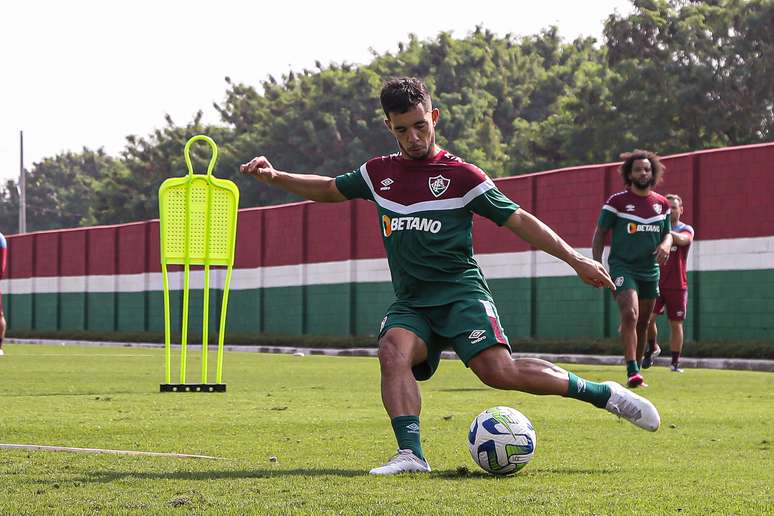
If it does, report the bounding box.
[627,360,640,377]
[391,415,424,460]
[565,372,611,408]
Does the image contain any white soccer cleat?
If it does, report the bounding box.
[603,381,661,432]
[0,349,4,356]
[369,449,431,475]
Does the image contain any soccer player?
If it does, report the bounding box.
[592,151,673,388]
[241,78,660,475]
[644,194,694,372]
[0,231,6,357]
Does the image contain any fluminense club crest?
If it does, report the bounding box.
[653,203,663,214]
[428,175,450,198]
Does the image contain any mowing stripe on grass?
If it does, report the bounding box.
[6,353,154,357]
[0,443,227,459]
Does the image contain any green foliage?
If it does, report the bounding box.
[0,345,771,513]
[2,1,772,231]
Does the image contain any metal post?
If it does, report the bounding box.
[19,130,27,234]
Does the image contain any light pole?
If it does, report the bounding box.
[19,130,26,234]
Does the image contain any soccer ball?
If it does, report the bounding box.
[467,406,536,475]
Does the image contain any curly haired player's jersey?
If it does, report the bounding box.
[659,222,694,290]
[597,190,671,281]
[335,149,519,307]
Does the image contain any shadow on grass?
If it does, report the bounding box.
[38,468,367,483]
[432,466,616,480]
[33,465,615,484]
[432,388,490,393]
[4,391,141,398]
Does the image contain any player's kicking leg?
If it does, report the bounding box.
[469,347,660,432]
[369,327,431,475]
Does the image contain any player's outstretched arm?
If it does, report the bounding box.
[240,156,347,203]
[505,209,615,290]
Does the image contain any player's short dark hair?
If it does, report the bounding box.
[666,193,683,206]
[380,77,431,118]
[618,149,665,187]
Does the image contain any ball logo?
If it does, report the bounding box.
[382,215,442,237]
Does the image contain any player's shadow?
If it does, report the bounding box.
[433,388,489,392]
[34,466,614,484]
[432,467,615,480]
[4,391,139,398]
[46,468,367,483]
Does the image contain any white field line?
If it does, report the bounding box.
[0,443,227,459]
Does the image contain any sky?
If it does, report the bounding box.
[0,0,634,184]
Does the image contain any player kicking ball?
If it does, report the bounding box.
[241,77,660,475]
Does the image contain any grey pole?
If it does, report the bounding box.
[19,130,26,234]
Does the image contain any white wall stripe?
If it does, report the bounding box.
[1,236,772,295]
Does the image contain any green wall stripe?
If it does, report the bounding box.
[5,269,773,342]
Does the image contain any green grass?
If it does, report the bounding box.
[0,344,771,514]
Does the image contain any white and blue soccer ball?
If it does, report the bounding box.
[467,406,536,475]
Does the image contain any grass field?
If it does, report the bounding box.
[0,344,772,514]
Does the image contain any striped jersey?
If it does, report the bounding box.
[335,149,519,306]
[660,222,694,290]
[597,190,671,280]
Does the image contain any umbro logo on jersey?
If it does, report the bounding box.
[405,423,420,433]
[627,223,661,234]
[469,330,487,344]
[428,175,450,197]
[382,215,442,237]
[380,178,394,191]
[625,204,636,212]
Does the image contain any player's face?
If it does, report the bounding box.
[384,103,439,160]
[630,159,654,190]
[669,198,682,224]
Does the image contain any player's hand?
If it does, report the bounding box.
[572,255,616,291]
[654,242,670,265]
[240,156,276,183]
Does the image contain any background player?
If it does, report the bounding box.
[592,151,673,388]
[242,77,660,475]
[644,194,694,372]
[0,231,6,356]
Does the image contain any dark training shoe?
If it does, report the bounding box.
[642,345,661,369]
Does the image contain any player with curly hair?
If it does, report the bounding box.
[592,151,673,388]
